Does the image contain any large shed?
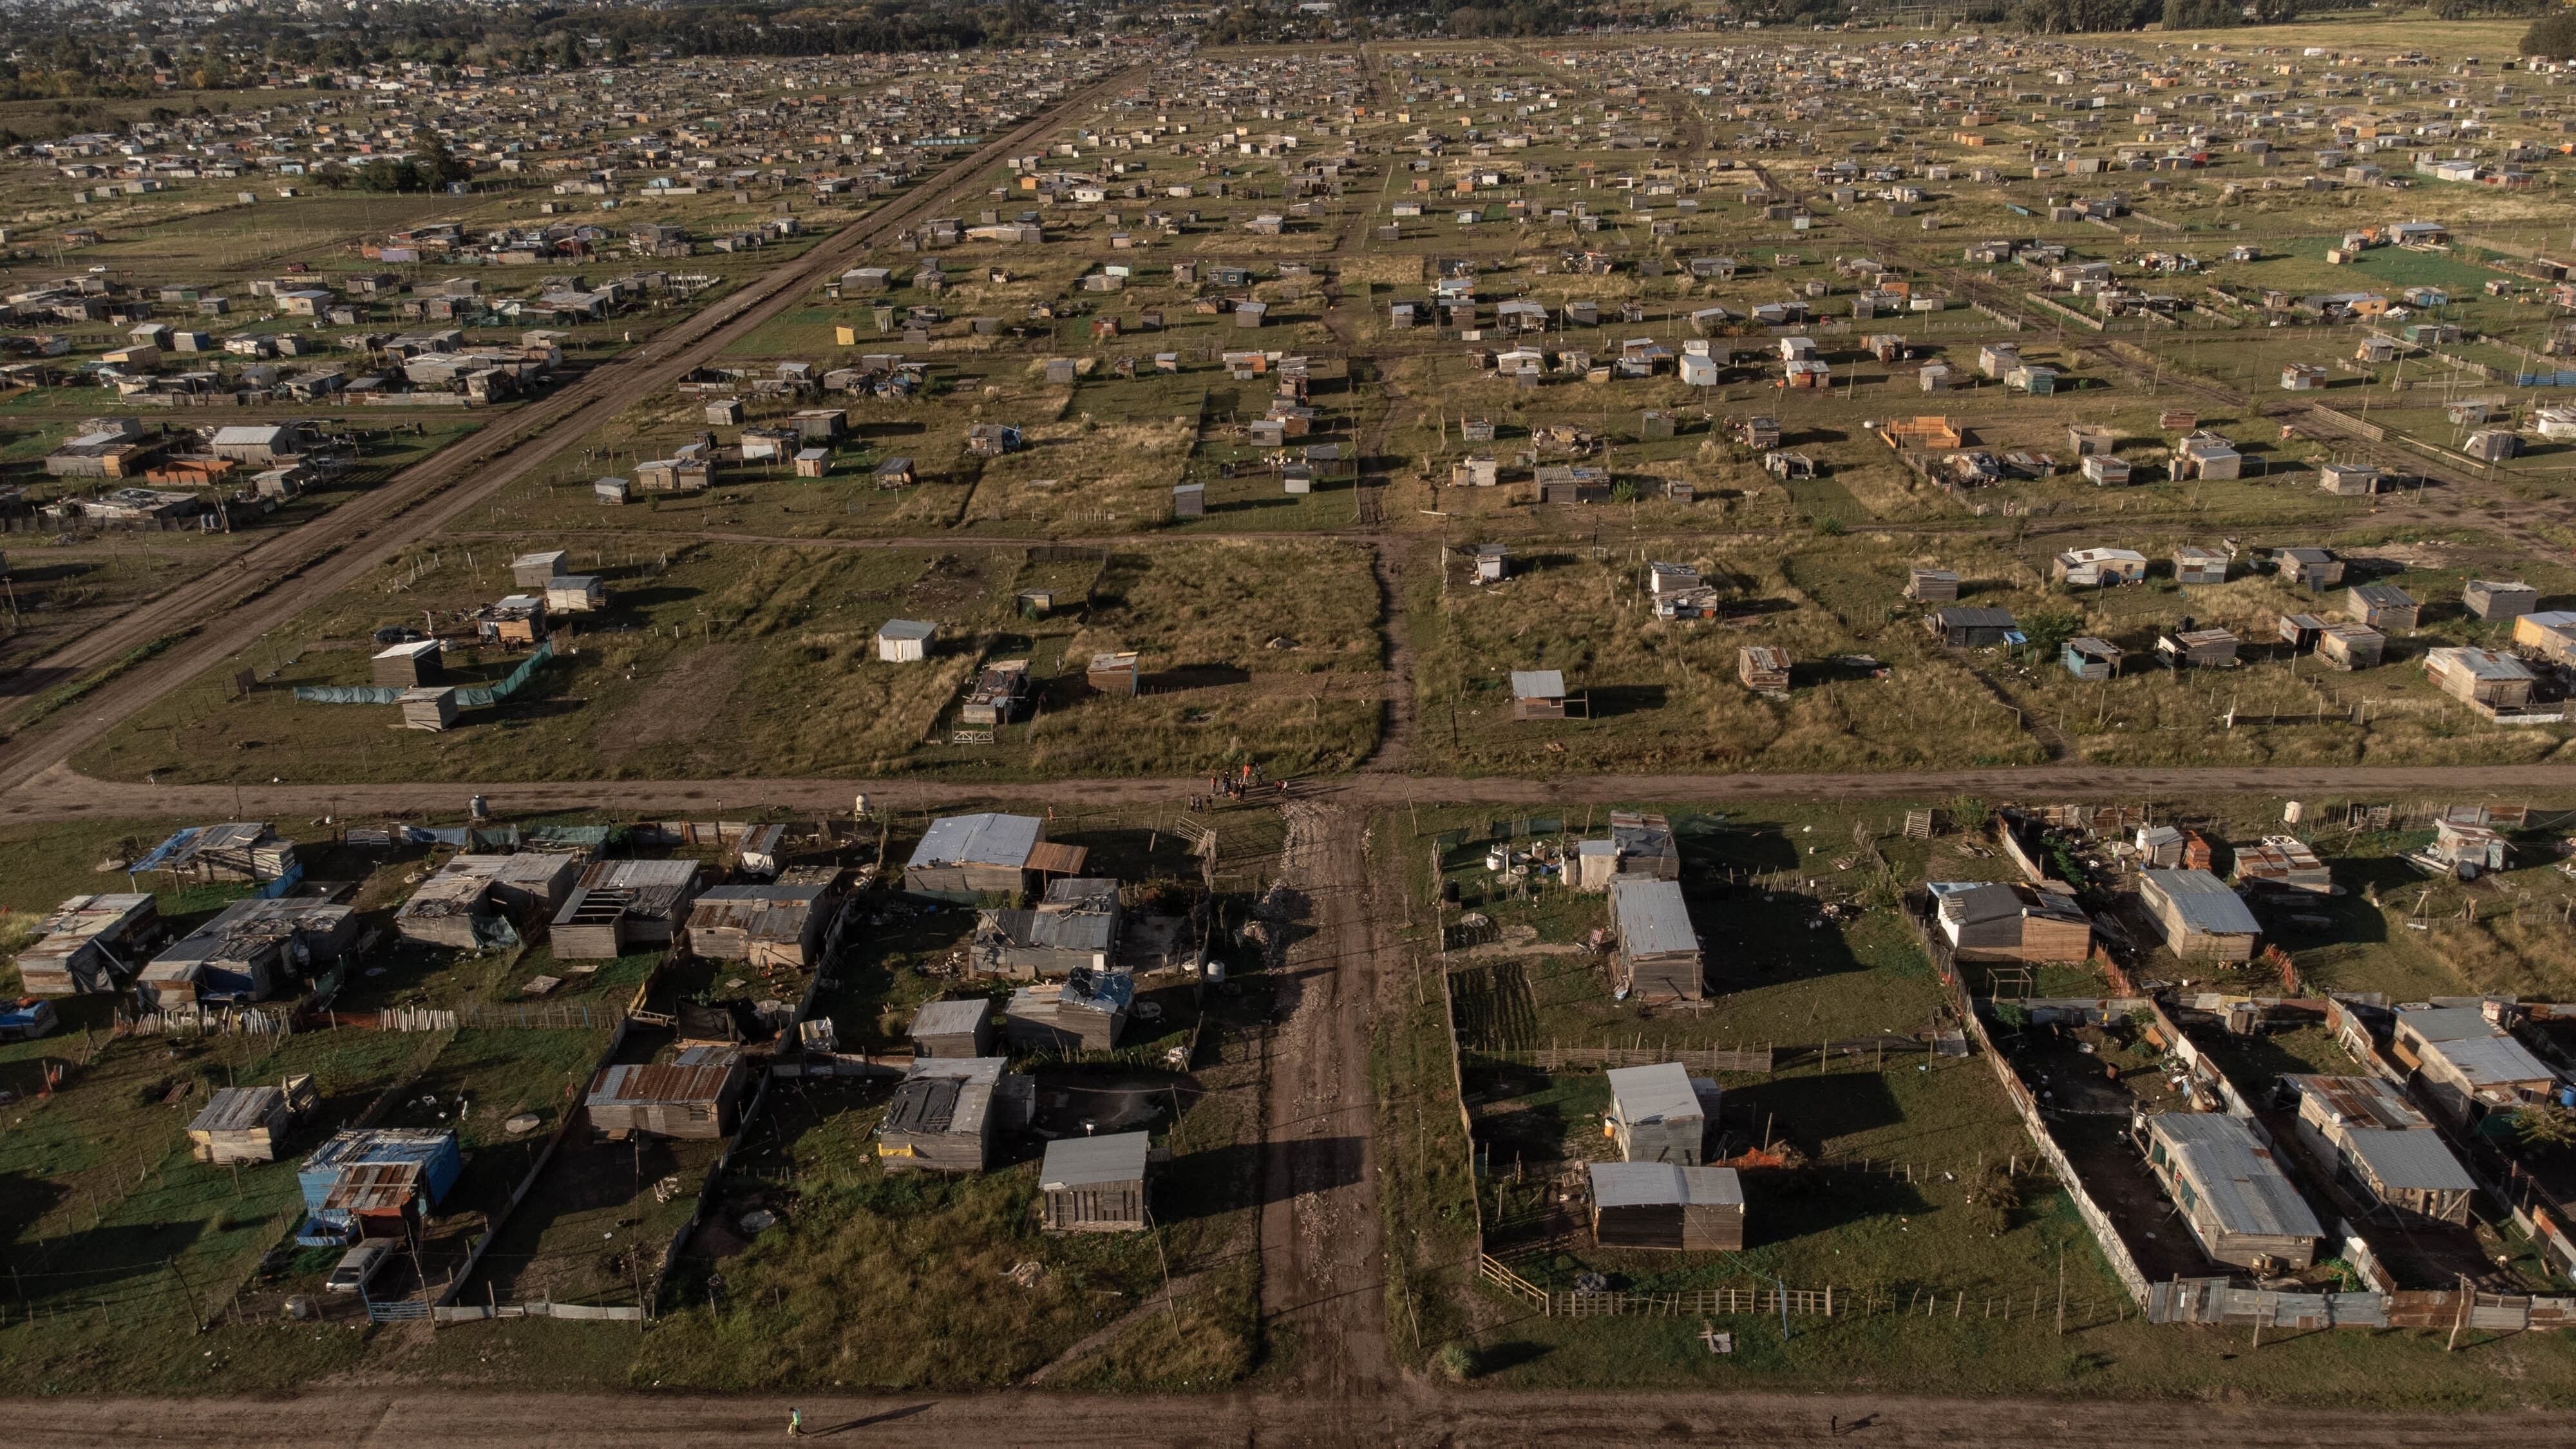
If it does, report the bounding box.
[187,1076,317,1164]
[2138,869,2260,962]
[1588,1161,1745,1251]
[551,858,712,960]
[1606,1063,1714,1165]
[1608,878,1703,1002]
[2139,1112,2322,1272]
[1004,967,1133,1053]
[904,813,1085,898]
[1930,881,2093,962]
[14,893,159,998]
[909,998,997,1058]
[1039,1131,1151,1231]
[585,1046,748,1141]
[881,1057,1030,1173]
[685,882,836,969]
[395,852,585,950]
[2281,1074,2474,1225]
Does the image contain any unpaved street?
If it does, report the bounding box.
[14,1385,2570,1446]
[6,759,2566,827]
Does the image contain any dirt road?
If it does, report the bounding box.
[0,62,1148,800]
[8,759,2566,826]
[1257,801,1393,1405]
[17,1385,2565,1446]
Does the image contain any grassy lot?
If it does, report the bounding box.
[73,537,1385,785]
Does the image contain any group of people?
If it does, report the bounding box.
[1189,761,1289,811]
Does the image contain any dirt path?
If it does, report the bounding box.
[1257,800,1393,1403]
[10,759,2567,826]
[14,1385,2563,1446]
[1021,1269,1213,1386]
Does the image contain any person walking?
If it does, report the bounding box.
[788,1406,804,1437]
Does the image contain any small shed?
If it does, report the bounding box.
[876,619,936,662]
[2080,455,2133,486]
[1927,607,2017,649]
[1473,543,1510,585]
[1510,670,1572,721]
[511,550,568,589]
[1904,567,1960,603]
[2425,647,2536,711]
[905,812,1081,898]
[1738,647,1791,692]
[793,448,831,478]
[551,858,711,959]
[1040,1132,1151,1232]
[15,893,159,998]
[584,1047,748,1141]
[2173,547,2229,586]
[1606,1063,1714,1164]
[2158,628,2239,670]
[1609,878,1703,1002]
[2318,463,2383,497]
[874,456,917,488]
[187,1076,317,1164]
[1004,967,1132,1052]
[2062,637,2121,680]
[2430,818,2510,879]
[2316,621,2385,670]
[2463,580,2539,623]
[2278,548,2344,589]
[399,686,459,732]
[371,639,442,687]
[1589,1161,1745,1251]
[544,576,605,614]
[910,998,997,1059]
[2347,584,2419,632]
[1171,483,1205,518]
[1086,651,1141,696]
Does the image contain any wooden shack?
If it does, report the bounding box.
[15,893,160,997]
[2463,579,2539,622]
[2282,1074,2474,1226]
[1609,878,1703,1002]
[2174,547,2229,585]
[1904,567,1960,603]
[2316,621,2385,670]
[1039,1131,1151,1231]
[1607,1063,1713,1164]
[1931,881,2093,962]
[551,858,711,959]
[544,576,605,614]
[904,812,1084,898]
[909,998,996,1058]
[2139,869,2259,961]
[399,686,459,732]
[187,1075,317,1164]
[2347,583,2419,632]
[1087,651,1141,696]
[1510,670,1575,721]
[1589,1161,1745,1251]
[2425,647,2537,711]
[2158,627,2238,670]
[1927,607,2017,648]
[1737,646,1791,692]
[1004,967,1132,1052]
[510,550,567,589]
[2139,1112,2322,1271]
[583,1047,747,1141]
[371,639,442,687]
[881,1057,1021,1173]
[685,882,835,969]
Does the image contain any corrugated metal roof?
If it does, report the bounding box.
[909,813,1045,871]
[2399,1006,2497,1045]
[911,999,990,1037]
[2341,1128,2475,1193]
[587,1059,740,1108]
[2282,1074,2426,1132]
[2425,1032,2554,1088]
[1041,1130,1150,1190]
[1611,878,1698,957]
[188,1085,285,1135]
[1589,1160,1743,1209]
[1607,1063,1702,1125]
[2141,869,2260,936]
[2149,1113,2322,1242]
[1510,670,1566,699]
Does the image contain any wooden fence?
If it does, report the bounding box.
[1479,1255,1839,1319]
[1479,1045,1776,1075]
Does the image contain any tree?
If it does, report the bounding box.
[2524,11,2576,59]
[2514,1102,2576,1154]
